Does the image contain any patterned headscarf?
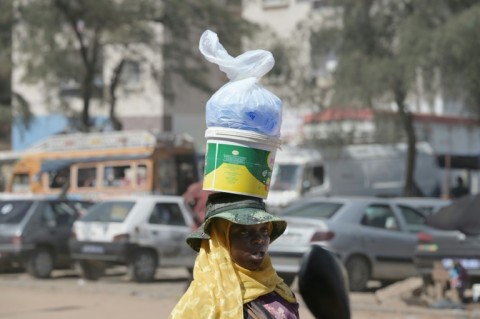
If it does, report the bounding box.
[169,219,296,319]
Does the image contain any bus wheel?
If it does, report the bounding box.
[77,260,105,281]
[128,250,157,283]
[26,247,54,279]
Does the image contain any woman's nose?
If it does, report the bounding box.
[251,232,268,245]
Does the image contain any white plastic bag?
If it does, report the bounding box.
[199,30,282,137]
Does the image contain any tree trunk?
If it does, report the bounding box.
[396,94,417,196]
[108,59,125,131]
[81,72,93,131]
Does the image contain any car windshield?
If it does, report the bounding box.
[398,204,427,232]
[81,201,135,223]
[270,164,302,191]
[0,200,33,224]
[281,201,343,219]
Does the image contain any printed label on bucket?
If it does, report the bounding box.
[203,142,275,198]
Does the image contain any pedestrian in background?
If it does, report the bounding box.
[450,176,469,199]
[449,260,469,303]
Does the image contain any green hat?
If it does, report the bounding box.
[186,192,287,252]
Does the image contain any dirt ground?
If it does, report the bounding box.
[1,269,480,319]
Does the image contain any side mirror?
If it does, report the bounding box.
[298,245,351,319]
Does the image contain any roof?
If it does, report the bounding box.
[26,130,194,153]
[304,107,480,127]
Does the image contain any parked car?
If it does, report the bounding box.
[268,196,432,291]
[0,193,94,277]
[414,229,480,286]
[414,194,480,286]
[69,195,196,283]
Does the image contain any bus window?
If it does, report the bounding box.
[176,155,197,195]
[49,168,70,189]
[11,173,30,193]
[156,158,176,195]
[104,165,131,187]
[137,164,147,186]
[77,167,97,188]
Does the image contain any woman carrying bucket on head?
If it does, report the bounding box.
[170,30,350,319]
[169,192,299,319]
[170,30,299,319]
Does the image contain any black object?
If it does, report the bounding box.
[298,245,351,319]
[426,194,480,235]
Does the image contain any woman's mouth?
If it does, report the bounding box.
[250,251,266,261]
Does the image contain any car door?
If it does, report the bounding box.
[359,203,417,280]
[26,201,78,262]
[142,201,193,267]
[45,201,79,259]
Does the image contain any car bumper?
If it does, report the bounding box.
[269,251,304,274]
[69,240,137,263]
[268,244,340,275]
[0,244,35,266]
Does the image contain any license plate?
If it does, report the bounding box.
[81,245,105,254]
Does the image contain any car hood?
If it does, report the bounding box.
[73,221,127,242]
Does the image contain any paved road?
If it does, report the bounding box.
[0,268,479,319]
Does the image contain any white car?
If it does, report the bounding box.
[69,195,196,282]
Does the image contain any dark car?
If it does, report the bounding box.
[0,194,93,278]
[414,194,480,286]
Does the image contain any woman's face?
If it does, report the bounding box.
[229,222,271,271]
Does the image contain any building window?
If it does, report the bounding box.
[120,59,141,89]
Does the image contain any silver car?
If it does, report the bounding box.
[69,195,196,282]
[269,196,431,291]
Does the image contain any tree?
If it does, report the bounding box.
[434,1,480,117]
[0,1,13,147]
[14,0,252,132]
[308,0,446,196]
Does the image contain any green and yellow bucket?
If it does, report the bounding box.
[203,127,281,199]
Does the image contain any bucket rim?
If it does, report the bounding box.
[205,127,282,148]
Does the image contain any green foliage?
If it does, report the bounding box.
[0,1,13,144]
[435,3,480,116]
[14,0,253,130]
[159,0,253,97]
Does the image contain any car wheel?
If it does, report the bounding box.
[77,260,105,281]
[26,247,54,279]
[128,250,157,283]
[345,256,370,292]
[278,273,296,287]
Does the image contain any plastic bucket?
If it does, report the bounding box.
[203,127,281,198]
